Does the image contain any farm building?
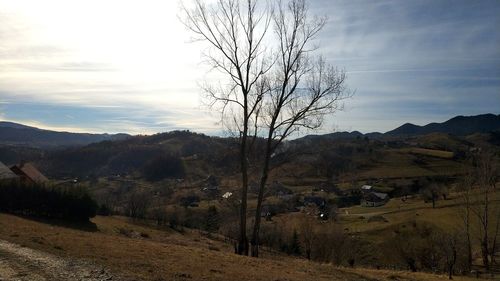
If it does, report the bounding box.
[360,185,372,192]
[361,192,389,207]
[10,162,48,185]
[0,161,18,182]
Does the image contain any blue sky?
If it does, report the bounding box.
[0,0,499,135]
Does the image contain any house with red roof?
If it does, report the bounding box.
[10,162,48,185]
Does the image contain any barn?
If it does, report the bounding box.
[361,192,389,207]
[10,162,48,185]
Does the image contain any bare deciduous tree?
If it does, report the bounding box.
[315,222,350,265]
[436,231,460,280]
[250,0,350,257]
[181,0,273,255]
[421,182,446,209]
[457,168,474,271]
[126,191,151,219]
[182,0,349,257]
[298,215,315,260]
[471,151,499,271]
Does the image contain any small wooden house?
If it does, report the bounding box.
[361,192,389,207]
[10,162,48,185]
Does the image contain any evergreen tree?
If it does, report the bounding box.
[205,206,220,233]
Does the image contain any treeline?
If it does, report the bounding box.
[0,182,97,221]
[38,130,239,180]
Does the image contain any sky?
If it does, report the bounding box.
[0,0,499,135]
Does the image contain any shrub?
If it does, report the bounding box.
[204,206,220,233]
[0,181,97,221]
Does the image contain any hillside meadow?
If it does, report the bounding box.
[0,213,486,281]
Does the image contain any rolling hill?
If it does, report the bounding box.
[0,114,498,181]
[0,121,130,148]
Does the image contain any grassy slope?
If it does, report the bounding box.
[266,188,499,271]
[339,189,500,233]
[357,148,465,179]
[0,213,481,281]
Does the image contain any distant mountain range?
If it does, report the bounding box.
[300,114,500,141]
[0,121,130,148]
[385,114,500,136]
[0,114,499,148]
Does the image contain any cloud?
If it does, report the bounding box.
[0,0,498,135]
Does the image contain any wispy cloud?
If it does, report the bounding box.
[0,0,498,134]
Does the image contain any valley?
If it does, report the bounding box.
[0,114,499,280]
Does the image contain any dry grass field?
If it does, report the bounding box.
[265,188,499,273]
[407,148,455,159]
[0,212,487,281]
[358,149,465,179]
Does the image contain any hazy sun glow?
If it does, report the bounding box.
[1,0,216,134]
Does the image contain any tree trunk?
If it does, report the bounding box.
[250,128,274,257]
[466,233,472,271]
[489,211,499,265]
[250,171,267,257]
[465,211,473,271]
[449,246,457,280]
[463,188,473,271]
[481,191,490,271]
[237,106,250,256]
[481,239,489,271]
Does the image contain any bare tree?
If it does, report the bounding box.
[421,182,447,208]
[471,151,499,271]
[490,210,500,266]
[315,222,350,265]
[437,231,460,280]
[394,230,418,272]
[298,215,315,260]
[181,0,273,255]
[457,168,474,271]
[250,0,350,257]
[182,0,349,257]
[150,197,168,226]
[126,191,151,219]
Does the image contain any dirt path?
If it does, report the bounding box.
[0,240,120,281]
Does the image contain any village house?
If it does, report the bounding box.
[360,185,373,193]
[0,161,18,183]
[361,192,389,207]
[10,162,48,185]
